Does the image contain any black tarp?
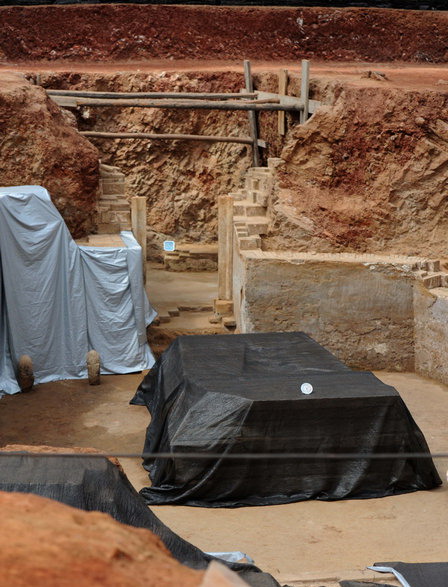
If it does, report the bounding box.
[0,454,280,587]
[370,562,448,587]
[132,332,441,507]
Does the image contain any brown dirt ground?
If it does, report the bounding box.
[0,5,447,64]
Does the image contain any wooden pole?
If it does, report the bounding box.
[80,131,254,144]
[52,97,300,111]
[218,195,234,302]
[277,69,288,136]
[300,59,310,124]
[131,197,147,282]
[243,60,261,167]
[47,89,258,100]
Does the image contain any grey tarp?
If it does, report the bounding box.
[0,186,156,395]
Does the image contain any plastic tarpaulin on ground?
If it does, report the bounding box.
[0,186,156,395]
[132,332,441,507]
[0,454,280,587]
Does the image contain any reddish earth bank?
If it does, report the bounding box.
[0,491,203,587]
[267,78,448,256]
[0,72,98,237]
[0,5,447,64]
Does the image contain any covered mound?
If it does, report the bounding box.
[0,490,202,587]
[132,332,441,507]
[0,450,279,587]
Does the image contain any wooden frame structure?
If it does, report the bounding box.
[47,60,318,164]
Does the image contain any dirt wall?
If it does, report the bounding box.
[36,71,266,256]
[266,80,448,258]
[0,73,99,237]
[1,5,447,64]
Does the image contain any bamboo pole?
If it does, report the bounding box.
[58,97,302,112]
[244,60,261,167]
[300,59,310,124]
[47,90,258,100]
[278,69,288,136]
[80,131,254,144]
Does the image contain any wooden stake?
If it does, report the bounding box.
[278,69,288,136]
[80,131,253,145]
[300,59,310,124]
[218,195,234,302]
[243,60,261,167]
[131,197,147,282]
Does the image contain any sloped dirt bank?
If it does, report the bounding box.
[1,5,448,64]
[0,72,98,237]
[0,491,203,587]
[265,79,448,257]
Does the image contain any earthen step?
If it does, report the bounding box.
[109,201,130,211]
[233,201,266,217]
[96,222,121,235]
[98,193,119,201]
[233,215,269,235]
[421,272,445,289]
[238,236,261,250]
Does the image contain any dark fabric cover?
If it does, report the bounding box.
[373,562,448,587]
[0,454,280,587]
[132,332,441,507]
[340,583,395,587]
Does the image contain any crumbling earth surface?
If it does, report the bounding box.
[266,77,448,257]
[0,72,99,238]
[0,491,203,587]
[0,5,447,64]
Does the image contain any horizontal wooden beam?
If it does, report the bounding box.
[50,96,303,112]
[47,89,258,100]
[80,131,254,145]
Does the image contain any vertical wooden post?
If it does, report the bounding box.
[131,196,147,282]
[300,59,310,124]
[243,60,261,167]
[278,69,288,136]
[218,195,234,301]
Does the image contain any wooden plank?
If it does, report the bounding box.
[300,59,310,124]
[80,131,254,145]
[278,69,288,136]
[49,95,302,111]
[243,59,261,167]
[131,197,147,283]
[47,89,257,100]
[218,195,234,301]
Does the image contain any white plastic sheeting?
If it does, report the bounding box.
[0,186,156,395]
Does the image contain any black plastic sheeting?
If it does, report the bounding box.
[371,562,448,587]
[132,332,441,507]
[0,1,446,9]
[0,454,280,587]
[340,583,395,587]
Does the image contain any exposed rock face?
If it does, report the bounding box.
[0,73,99,238]
[0,5,447,63]
[266,83,448,258]
[0,491,203,587]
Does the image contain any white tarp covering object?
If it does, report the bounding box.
[0,186,156,395]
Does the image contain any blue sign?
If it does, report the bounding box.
[163,240,176,252]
